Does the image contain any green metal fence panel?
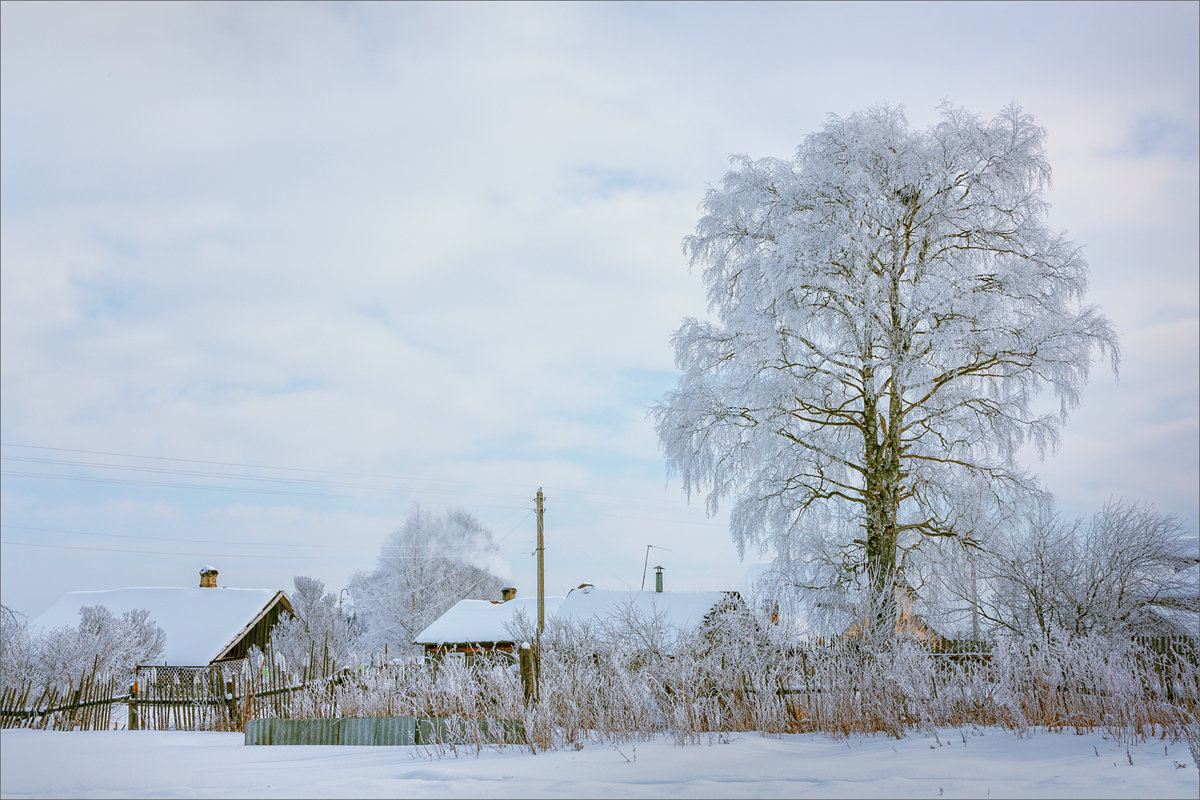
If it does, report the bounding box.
[372,716,417,746]
[244,715,520,746]
[337,716,418,745]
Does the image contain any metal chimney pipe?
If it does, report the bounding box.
[654,565,664,593]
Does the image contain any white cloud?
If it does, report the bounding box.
[2,1,1196,617]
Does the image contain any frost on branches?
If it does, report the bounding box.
[268,576,361,673]
[0,604,165,688]
[349,506,510,659]
[963,500,1199,641]
[653,104,1118,608]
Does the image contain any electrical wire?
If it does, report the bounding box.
[0,540,320,559]
[0,442,537,491]
[1,442,705,516]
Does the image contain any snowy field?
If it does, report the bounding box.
[1,727,1196,799]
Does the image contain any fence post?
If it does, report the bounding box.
[225,679,239,730]
[128,681,139,731]
[66,687,82,731]
[519,642,536,703]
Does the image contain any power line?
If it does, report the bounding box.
[0,470,541,510]
[1,442,706,515]
[2,524,334,548]
[0,520,534,553]
[0,442,398,479]
[0,470,381,500]
[0,539,320,559]
[0,442,538,491]
[1,455,400,491]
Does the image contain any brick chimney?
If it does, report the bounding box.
[199,566,218,588]
[500,587,517,602]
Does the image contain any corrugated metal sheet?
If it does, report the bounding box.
[244,715,520,746]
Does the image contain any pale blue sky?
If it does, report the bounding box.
[2,1,1196,620]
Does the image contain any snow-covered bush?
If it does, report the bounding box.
[2,604,166,690]
[43,605,165,685]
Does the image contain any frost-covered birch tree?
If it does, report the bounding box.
[653,104,1118,607]
[349,506,510,658]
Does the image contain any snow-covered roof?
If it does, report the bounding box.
[414,588,737,647]
[555,587,733,631]
[414,596,564,647]
[31,587,289,666]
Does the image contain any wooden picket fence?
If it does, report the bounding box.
[0,651,315,733]
[0,668,120,731]
[129,664,246,732]
[126,638,345,731]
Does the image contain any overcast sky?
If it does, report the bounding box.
[2,1,1197,621]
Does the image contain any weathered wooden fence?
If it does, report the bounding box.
[1134,635,1198,661]
[130,664,246,732]
[0,669,120,731]
[126,640,347,731]
[4,635,1194,737]
[0,651,316,733]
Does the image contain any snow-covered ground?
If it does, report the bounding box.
[1,727,1196,798]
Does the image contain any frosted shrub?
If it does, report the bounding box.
[263,611,1195,754]
[1,605,165,692]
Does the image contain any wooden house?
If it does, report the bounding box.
[414,574,756,661]
[31,566,294,670]
[413,589,565,662]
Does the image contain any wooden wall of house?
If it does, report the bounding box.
[218,598,292,662]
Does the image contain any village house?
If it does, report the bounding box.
[414,568,755,662]
[31,566,294,674]
[413,588,565,662]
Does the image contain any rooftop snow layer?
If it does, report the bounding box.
[31,587,285,666]
[414,596,563,646]
[414,588,735,647]
[555,588,731,631]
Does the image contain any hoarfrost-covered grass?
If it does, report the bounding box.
[2,726,1197,799]
[273,624,1200,754]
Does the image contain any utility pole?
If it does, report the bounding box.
[536,487,545,633]
[534,487,545,701]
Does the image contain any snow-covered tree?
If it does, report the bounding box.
[976,500,1198,640]
[349,506,510,658]
[268,576,361,673]
[653,103,1118,607]
[34,605,165,685]
[0,603,38,688]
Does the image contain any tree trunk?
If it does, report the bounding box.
[862,383,902,630]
